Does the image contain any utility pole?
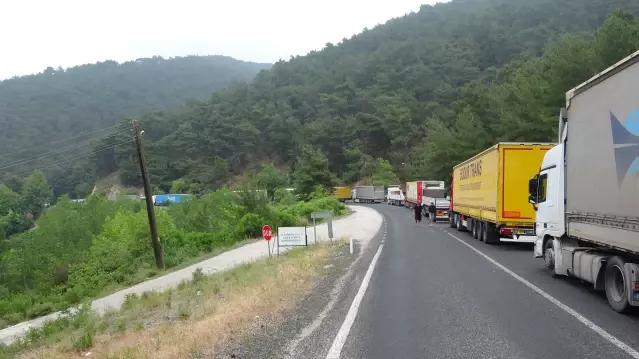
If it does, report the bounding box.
[132,119,164,269]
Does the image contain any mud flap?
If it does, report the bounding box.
[624,263,639,307]
[534,237,543,258]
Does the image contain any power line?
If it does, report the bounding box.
[0,138,135,183]
[0,138,134,182]
[0,123,128,160]
[0,128,131,170]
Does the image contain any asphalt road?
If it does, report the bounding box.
[329,204,639,359]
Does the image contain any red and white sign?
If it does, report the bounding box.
[262,225,272,241]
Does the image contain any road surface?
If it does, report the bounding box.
[322,204,639,359]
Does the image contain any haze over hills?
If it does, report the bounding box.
[101,0,639,193]
[0,55,270,195]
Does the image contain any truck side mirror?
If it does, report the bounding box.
[528,175,539,197]
[528,194,536,204]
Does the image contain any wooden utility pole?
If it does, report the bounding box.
[132,119,164,269]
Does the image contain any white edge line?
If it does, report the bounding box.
[325,243,384,359]
[446,232,639,359]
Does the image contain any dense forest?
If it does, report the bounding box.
[3,0,639,197]
[0,56,270,196]
[95,0,639,193]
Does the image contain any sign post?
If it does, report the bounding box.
[311,211,333,243]
[262,224,272,257]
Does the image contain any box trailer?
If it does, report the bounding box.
[450,143,554,243]
[387,186,404,205]
[405,180,450,221]
[330,186,352,202]
[352,186,384,203]
[529,49,639,313]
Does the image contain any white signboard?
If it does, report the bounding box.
[278,227,307,246]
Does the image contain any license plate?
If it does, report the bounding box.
[515,229,534,236]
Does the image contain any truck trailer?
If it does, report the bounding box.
[387,186,404,205]
[405,180,450,221]
[529,49,639,313]
[450,143,554,243]
[352,186,384,203]
[330,186,352,202]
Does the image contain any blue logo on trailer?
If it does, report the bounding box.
[610,111,639,186]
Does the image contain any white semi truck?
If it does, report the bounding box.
[528,49,639,313]
[387,186,404,205]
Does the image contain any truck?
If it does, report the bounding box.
[450,143,554,243]
[352,185,385,203]
[330,186,352,202]
[405,181,450,221]
[152,194,190,206]
[387,186,404,205]
[528,50,639,313]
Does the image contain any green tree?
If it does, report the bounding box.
[0,185,20,216]
[255,163,288,199]
[20,171,52,218]
[371,158,400,186]
[74,183,93,199]
[170,179,188,193]
[293,145,336,200]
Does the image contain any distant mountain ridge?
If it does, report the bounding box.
[0,55,270,196]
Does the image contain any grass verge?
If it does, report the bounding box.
[2,240,345,359]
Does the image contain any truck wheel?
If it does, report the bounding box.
[604,256,631,314]
[449,214,456,228]
[483,222,499,244]
[456,215,464,232]
[479,221,486,242]
[543,239,557,277]
[472,220,479,239]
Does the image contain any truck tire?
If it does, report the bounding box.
[543,239,558,278]
[456,215,464,232]
[483,222,499,244]
[472,220,479,239]
[604,256,631,314]
[449,214,456,228]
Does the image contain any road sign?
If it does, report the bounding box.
[278,227,307,246]
[311,211,332,219]
[262,225,272,241]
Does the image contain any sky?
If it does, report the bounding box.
[0,0,446,80]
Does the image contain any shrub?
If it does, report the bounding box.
[236,213,265,239]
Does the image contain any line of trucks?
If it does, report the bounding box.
[334,51,639,314]
[444,49,639,314]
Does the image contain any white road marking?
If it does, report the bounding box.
[325,243,384,359]
[446,232,639,359]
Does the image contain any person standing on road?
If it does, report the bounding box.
[413,203,423,225]
[428,202,436,226]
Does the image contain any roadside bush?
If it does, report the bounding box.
[236,213,265,239]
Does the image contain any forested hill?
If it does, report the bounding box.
[0,56,270,195]
[107,0,639,193]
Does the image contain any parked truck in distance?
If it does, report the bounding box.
[387,186,404,205]
[528,50,639,313]
[152,194,190,206]
[330,186,352,202]
[450,143,554,243]
[351,185,385,204]
[405,181,450,221]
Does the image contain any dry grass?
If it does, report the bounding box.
[15,243,337,359]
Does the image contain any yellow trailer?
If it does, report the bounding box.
[330,186,352,202]
[450,142,554,243]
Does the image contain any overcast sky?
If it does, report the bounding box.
[0,0,447,80]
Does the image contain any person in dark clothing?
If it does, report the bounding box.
[428,202,437,226]
[413,203,423,225]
